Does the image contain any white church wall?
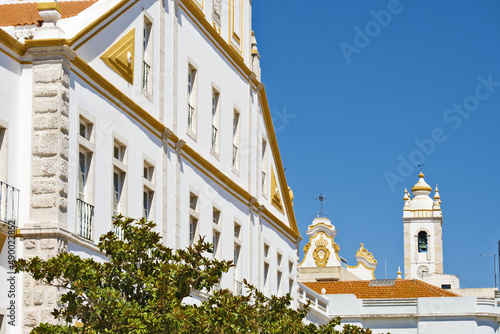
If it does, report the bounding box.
[362,318,418,334]
[328,294,362,316]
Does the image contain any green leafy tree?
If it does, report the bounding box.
[15,216,372,334]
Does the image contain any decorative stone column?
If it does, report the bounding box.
[22,45,76,333]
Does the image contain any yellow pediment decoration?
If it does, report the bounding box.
[271,167,284,213]
[100,29,135,84]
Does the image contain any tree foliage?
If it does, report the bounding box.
[15,216,371,333]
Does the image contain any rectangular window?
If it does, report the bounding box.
[234,245,240,268]
[190,193,198,211]
[264,243,269,259]
[78,152,88,200]
[234,222,241,239]
[277,253,282,268]
[143,190,153,219]
[143,163,154,181]
[187,66,197,134]
[77,113,95,240]
[289,260,293,275]
[211,90,220,154]
[142,160,155,221]
[78,151,93,201]
[113,142,125,162]
[77,148,94,241]
[142,17,153,95]
[234,244,241,283]
[189,192,199,246]
[277,271,282,296]
[79,120,92,140]
[264,263,270,294]
[289,279,294,295]
[112,137,127,219]
[113,171,125,217]
[232,110,240,170]
[189,217,198,245]
[213,230,220,258]
[213,208,220,225]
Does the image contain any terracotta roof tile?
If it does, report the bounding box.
[0,1,97,27]
[303,279,460,299]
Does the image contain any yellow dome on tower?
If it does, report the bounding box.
[411,172,432,193]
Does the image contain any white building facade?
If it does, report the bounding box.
[0,0,301,332]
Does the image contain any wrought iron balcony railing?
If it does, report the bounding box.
[77,199,94,240]
[0,181,19,226]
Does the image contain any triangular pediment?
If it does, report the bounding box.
[100,28,135,84]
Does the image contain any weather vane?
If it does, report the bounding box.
[314,192,327,217]
[418,162,424,173]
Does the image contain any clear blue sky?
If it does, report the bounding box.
[253,1,500,288]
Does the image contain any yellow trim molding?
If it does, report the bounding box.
[0,29,26,57]
[271,167,284,213]
[0,233,6,255]
[259,88,299,235]
[71,0,140,50]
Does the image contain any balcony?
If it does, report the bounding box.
[77,199,94,240]
[298,282,329,315]
[0,181,19,226]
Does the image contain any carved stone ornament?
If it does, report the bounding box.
[356,243,377,263]
[313,236,330,267]
[303,242,311,256]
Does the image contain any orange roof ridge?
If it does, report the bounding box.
[0,0,97,27]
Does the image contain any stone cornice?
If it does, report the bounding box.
[17,225,102,255]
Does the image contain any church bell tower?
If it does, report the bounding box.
[403,172,443,279]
